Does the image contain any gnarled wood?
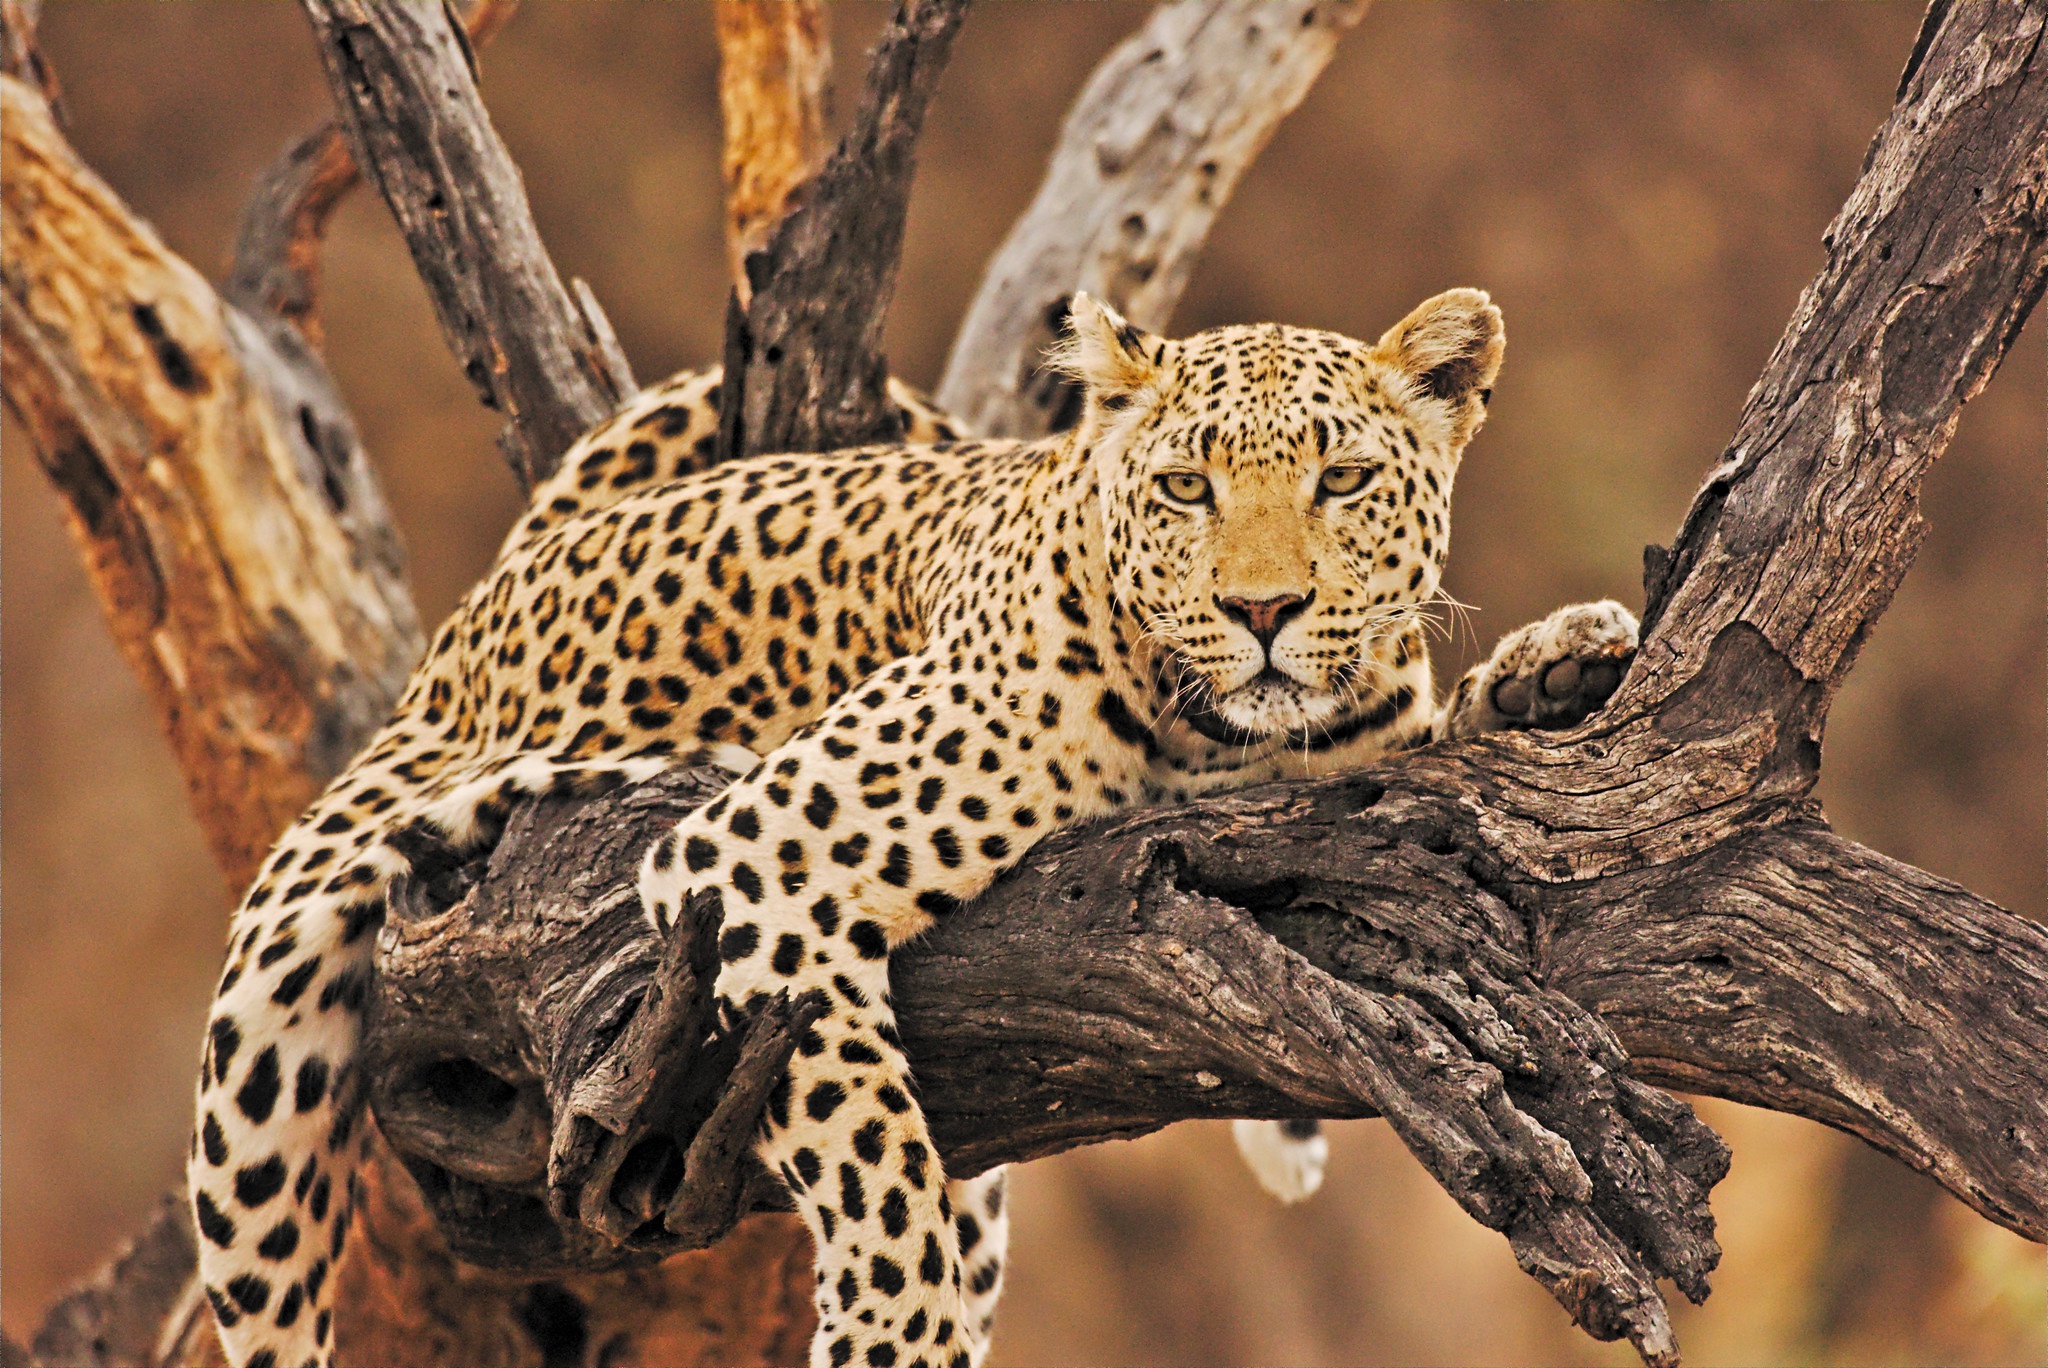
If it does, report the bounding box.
[366,767,1731,1365]
[0,73,420,888]
[715,0,971,461]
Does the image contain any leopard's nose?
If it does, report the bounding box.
[1216,591,1312,651]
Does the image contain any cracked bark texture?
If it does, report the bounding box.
[355,5,2048,1367]
[0,71,420,889]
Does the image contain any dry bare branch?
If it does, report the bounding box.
[936,0,1368,437]
[298,0,637,487]
[715,0,971,462]
[0,73,420,887]
[225,0,519,350]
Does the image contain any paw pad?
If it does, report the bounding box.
[1491,648,1629,728]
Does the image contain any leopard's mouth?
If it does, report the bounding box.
[1166,657,1343,745]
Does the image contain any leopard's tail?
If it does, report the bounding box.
[188,749,678,1368]
[188,779,405,1368]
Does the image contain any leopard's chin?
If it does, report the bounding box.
[1176,663,1345,745]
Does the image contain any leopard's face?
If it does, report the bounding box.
[1061,290,1504,742]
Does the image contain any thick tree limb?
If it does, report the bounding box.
[298,0,637,487]
[716,0,831,297]
[935,0,1367,437]
[1547,821,2048,1242]
[1633,0,2048,711]
[715,0,970,460]
[366,768,1730,1365]
[0,73,420,887]
[355,5,2048,1366]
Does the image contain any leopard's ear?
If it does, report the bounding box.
[1372,289,1504,428]
[1049,292,1163,414]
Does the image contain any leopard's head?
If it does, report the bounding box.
[1059,289,1503,743]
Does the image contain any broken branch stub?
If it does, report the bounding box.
[716,0,833,297]
[715,0,971,461]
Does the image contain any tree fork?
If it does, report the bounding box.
[356,4,2048,1366]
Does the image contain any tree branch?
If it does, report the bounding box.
[1635,0,2048,699]
[1548,820,2048,1242]
[714,0,970,460]
[716,0,832,298]
[0,71,420,887]
[297,0,637,487]
[935,0,1367,437]
[224,0,519,351]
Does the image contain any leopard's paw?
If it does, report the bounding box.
[1442,599,1637,739]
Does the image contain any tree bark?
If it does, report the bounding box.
[225,0,519,353]
[714,0,971,463]
[0,72,419,888]
[716,0,832,298]
[297,0,638,488]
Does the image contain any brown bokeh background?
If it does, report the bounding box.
[4,4,2042,1363]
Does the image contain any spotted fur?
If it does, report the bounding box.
[191,289,1636,1368]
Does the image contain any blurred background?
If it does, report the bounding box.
[4,3,2042,1363]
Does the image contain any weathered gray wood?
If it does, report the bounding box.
[715,0,971,460]
[26,1195,201,1368]
[1547,820,2048,1244]
[935,0,1368,437]
[355,5,2048,1365]
[298,0,637,487]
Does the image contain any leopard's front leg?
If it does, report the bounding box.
[639,659,1107,1368]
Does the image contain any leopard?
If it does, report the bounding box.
[190,287,1639,1368]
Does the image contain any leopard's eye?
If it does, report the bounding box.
[1319,466,1369,499]
[1157,472,1212,505]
